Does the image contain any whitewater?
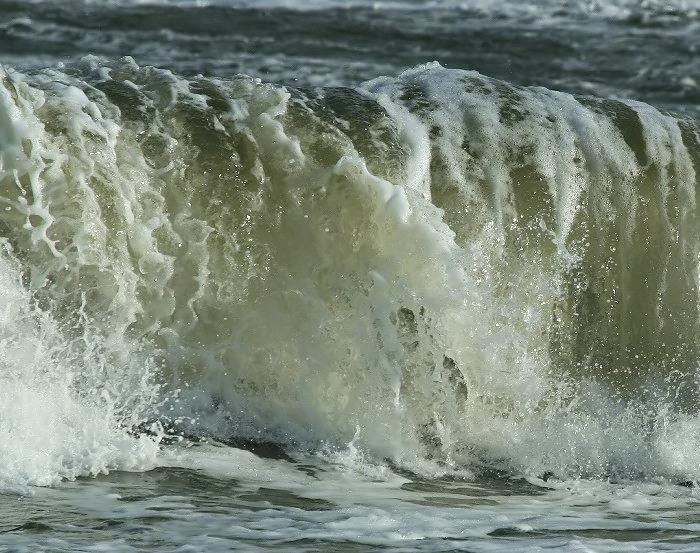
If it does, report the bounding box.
[0,0,699,551]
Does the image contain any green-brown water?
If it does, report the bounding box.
[0,1,699,551]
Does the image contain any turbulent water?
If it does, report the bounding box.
[0,0,699,551]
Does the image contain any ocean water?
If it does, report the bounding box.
[0,0,699,551]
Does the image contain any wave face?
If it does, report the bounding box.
[0,58,699,487]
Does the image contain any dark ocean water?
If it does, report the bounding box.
[2,0,699,115]
[0,1,699,551]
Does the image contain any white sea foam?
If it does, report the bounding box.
[0,244,161,491]
[0,65,164,491]
[0,58,699,492]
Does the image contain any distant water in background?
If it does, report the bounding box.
[2,0,699,116]
[0,1,699,551]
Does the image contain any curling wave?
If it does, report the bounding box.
[0,58,698,487]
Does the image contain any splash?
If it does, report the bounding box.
[0,63,164,490]
[0,58,698,486]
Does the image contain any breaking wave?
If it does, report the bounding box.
[0,57,698,488]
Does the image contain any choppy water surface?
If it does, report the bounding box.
[0,1,699,551]
[2,0,699,115]
[3,443,700,552]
